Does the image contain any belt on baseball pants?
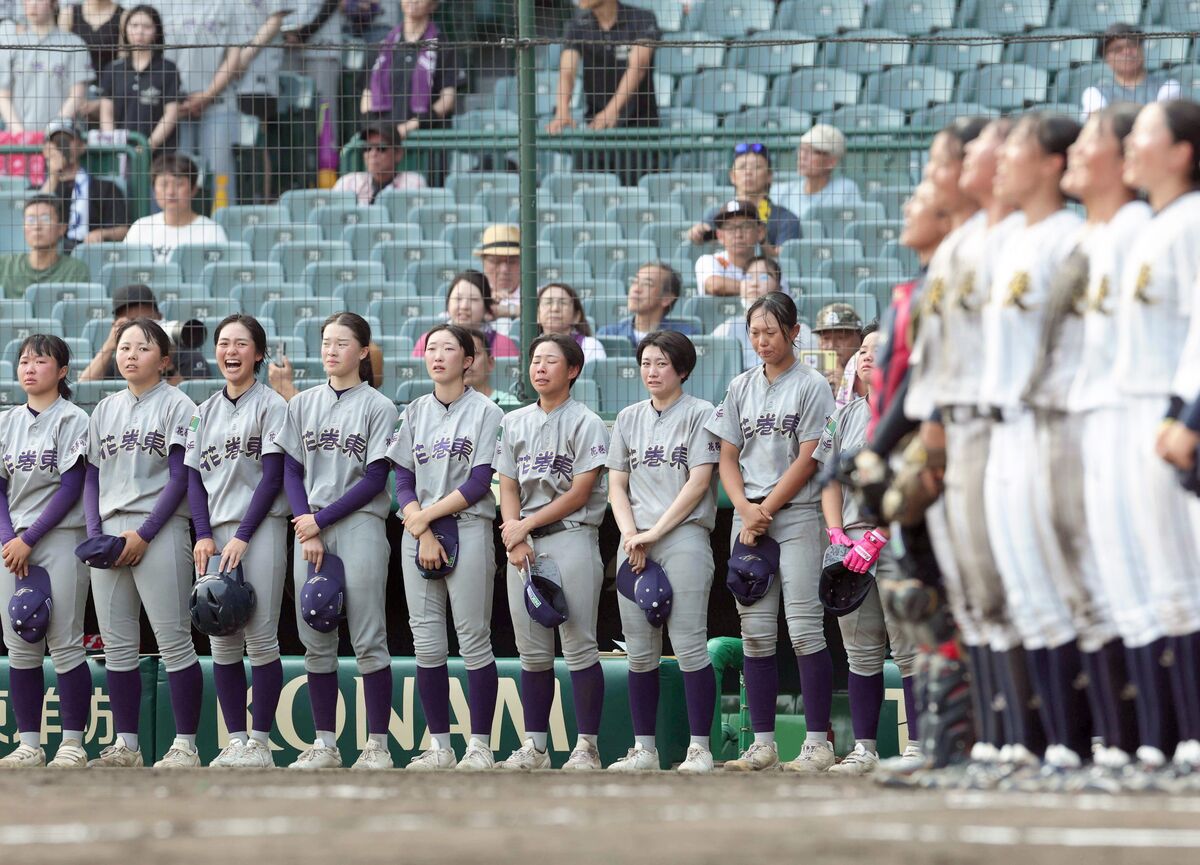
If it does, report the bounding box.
[748,497,792,511]
[530,521,569,538]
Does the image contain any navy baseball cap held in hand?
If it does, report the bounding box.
[9,565,53,643]
[524,555,568,628]
[616,558,674,628]
[819,543,875,616]
[726,535,780,606]
[74,534,127,569]
[417,516,459,580]
[301,554,346,633]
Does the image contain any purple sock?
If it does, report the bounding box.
[251,660,283,735]
[466,662,498,738]
[9,666,44,733]
[1048,641,1092,758]
[847,671,884,741]
[742,655,778,733]
[107,667,143,738]
[167,663,203,736]
[362,668,393,736]
[520,668,555,734]
[1168,632,1200,743]
[569,662,605,736]
[682,666,717,738]
[307,671,339,734]
[901,675,918,742]
[416,664,451,735]
[56,663,92,732]
[627,669,660,737]
[796,650,834,737]
[213,661,248,734]
[1025,646,1058,747]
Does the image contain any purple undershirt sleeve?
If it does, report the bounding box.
[313,459,389,529]
[84,463,102,537]
[456,463,495,507]
[187,467,213,541]
[395,465,418,511]
[0,477,16,545]
[235,453,284,542]
[22,460,86,547]
[136,446,187,543]
[284,455,311,518]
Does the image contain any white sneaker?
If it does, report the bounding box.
[879,743,924,772]
[562,740,601,772]
[288,741,342,770]
[496,739,550,771]
[352,740,394,770]
[88,736,143,768]
[0,743,46,768]
[783,739,836,774]
[455,739,495,772]
[209,739,245,768]
[1173,739,1200,768]
[607,744,659,772]
[154,738,201,768]
[235,739,275,769]
[969,741,1001,764]
[828,742,880,776]
[724,740,779,772]
[47,741,88,769]
[406,746,456,772]
[677,744,714,774]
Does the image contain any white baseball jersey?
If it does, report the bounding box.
[1113,191,1200,397]
[606,393,721,532]
[705,360,835,504]
[979,209,1083,412]
[387,387,504,521]
[812,395,871,530]
[0,398,89,532]
[1067,201,1152,413]
[184,381,289,526]
[494,397,610,526]
[274,381,398,520]
[88,382,196,519]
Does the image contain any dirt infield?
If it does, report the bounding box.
[1,772,1199,865]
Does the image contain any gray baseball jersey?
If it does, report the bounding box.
[606,393,721,531]
[813,395,870,531]
[88,381,196,519]
[0,397,89,532]
[386,387,504,521]
[184,380,289,526]
[494,397,609,526]
[705,361,834,504]
[274,381,398,520]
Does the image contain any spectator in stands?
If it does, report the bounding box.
[333,122,426,204]
[282,0,353,140]
[694,199,764,297]
[713,256,814,371]
[464,327,521,408]
[0,0,93,133]
[125,152,227,262]
[39,118,131,249]
[1081,24,1181,118]
[0,194,90,299]
[688,143,800,257]
[411,269,520,358]
[812,301,863,403]
[536,282,606,365]
[597,261,696,348]
[774,125,864,219]
[59,0,123,76]
[78,282,210,381]
[474,224,521,318]
[97,5,182,152]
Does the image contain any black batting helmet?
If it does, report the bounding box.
[819,544,874,617]
[190,563,256,637]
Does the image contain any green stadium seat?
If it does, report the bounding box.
[639,221,693,259]
[442,223,492,260]
[153,283,210,303]
[959,63,1049,110]
[863,184,913,219]
[0,318,61,348]
[625,0,684,31]
[656,32,726,78]
[1054,0,1140,30]
[541,223,621,261]
[606,203,687,240]
[100,262,182,291]
[592,357,643,413]
[659,107,720,132]
[963,0,1050,33]
[505,202,586,231]
[685,335,741,404]
[732,31,818,78]
[0,298,29,319]
[1141,25,1191,68]
[80,318,113,355]
[161,297,239,323]
[881,240,920,275]
[864,66,956,111]
[544,171,621,203]
[796,219,824,240]
[26,282,103,319]
[287,358,329,387]
[1006,28,1092,71]
[585,292,631,332]
[370,240,454,282]
[680,70,768,115]
[821,257,908,295]
[203,261,284,296]
[536,259,593,285]
[723,107,812,134]
[577,240,658,280]
[453,108,519,135]
[0,191,27,254]
[245,223,320,261]
[370,298,445,334]
[830,29,911,74]
[279,189,357,223]
[872,0,955,33]
[395,379,437,406]
[259,297,345,340]
[596,334,634,358]
[231,281,311,316]
[309,204,389,240]
[179,379,226,404]
[169,241,251,283]
[819,104,906,132]
[268,240,352,282]
[391,313,444,345]
[638,172,718,201]
[910,103,999,129]
[780,238,865,275]
[72,241,153,275]
[697,0,774,37]
[406,259,468,294]
[776,0,863,36]
[377,187,456,224]
[333,281,414,312]
[807,202,888,242]
[670,186,735,220]
[304,260,386,296]
[215,205,287,243]
[847,219,904,258]
[570,378,601,411]
[73,379,127,410]
[855,276,904,311]
[790,276,839,301]
[917,29,1004,72]
[1052,62,1111,103]
[342,222,421,260]
[380,356,427,395]
[773,68,861,114]
[446,172,518,205]
[1158,0,1200,29]
[412,204,489,240]
[578,188,649,222]
[680,295,743,333]
[52,297,115,335]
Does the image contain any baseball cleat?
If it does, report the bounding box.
[495,739,550,771]
[828,743,880,776]
[406,746,456,772]
[0,743,46,768]
[607,744,659,773]
[288,742,342,770]
[455,739,495,772]
[724,740,779,772]
[209,739,245,768]
[783,739,835,774]
[154,738,202,768]
[235,739,275,769]
[561,741,601,772]
[878,742,925,773]
[351,740,394,771]
[677,744,714,774]
[47,741,88,769]
[87,736,143,768]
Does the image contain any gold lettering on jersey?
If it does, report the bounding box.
[924,276,946,314]
[1005,271,1031,309]
[955,270,977,310]
[1133,263,1155,304]
[1087,275,1110,314]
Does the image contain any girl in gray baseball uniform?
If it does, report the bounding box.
[277,312,399,771]
[495,333,610,772]
[186,315,288,769]
[388,324,504,773]
[815,329,918,776]
[607,331,722,774]
[0,336,91,769]
[706,291,836,773]
[85,319,203,769]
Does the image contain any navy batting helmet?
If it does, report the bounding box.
[819,544,874,617]
[190,562,256,637]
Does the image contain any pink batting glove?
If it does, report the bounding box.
[826,526,854,548]
[844,529,888,573]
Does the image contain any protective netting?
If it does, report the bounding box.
[0,0,1192,414]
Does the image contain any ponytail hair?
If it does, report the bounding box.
[321,311,374,385]
[16,334,73,400]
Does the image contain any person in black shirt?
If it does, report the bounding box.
[38,118,131,249]
[97,5,181,152]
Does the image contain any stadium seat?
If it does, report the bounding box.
[882,239,920,274]
[509,203,587,232]
[872,0,955,33]
[304,260,386,296]
[370,240,454,282]
[1052,62,1111,103]
[452,108,519,135]
[169,241,251,283]
[864,66,956,111]
[245,223,321,261]
[309,204,389,240]
[1141,25,1190,69]
[544,171,621,203]
[442,223,493,261]
[541,223,621,261]
[1054,0,1140,30]
[0,318,61,348]
[0,298,29,319]
[917,28,1004,73]
[680,295,743,333]
[268,240,353,282]
[592,358,644,413]
[570,378,601,411]
[776,0,863,36]
[846,219,904,258]
[537,259,593,286]
[780,238,865,275]
[73,379,126,410]
[685,335,741,404]
[578,188,650,222]
[333,281,414,312]
[391,313,445,345]
[910,103,999,129]
[380,356,428,396]
[1006,28,1093,71]
[100,262,182,291]
[696,0,774,37]
[963,0,1050,33]
[680,70,768,115]
[231,281,311,316]
[606,203,687,240]
[279,189,357,223]
[624,0,684,32]
[670,185,735,220]
[655,32,726,77]
[214,205,287,243]
[819,104,907,132]
[80,318,113,355]
[576,240,658,280]
[51,297,112,335]
[286,357,329,387]
[774,68,861,114]
[370,298,445,335]
[411,204,489,240]
[790,276,839,300]
[72,242,153,275]
[855,276,905,311]
[395,379,437,406]
[260,298,345,340]
[585,293,631,333]
[959,63,1049,110]
[377,187,456,224]
[821,257,908,295]
[796,219,825,240]
[0,191,26,254]
[26,282,103,319]
[342,223,421,260]
[863,184,913,219]
[807,202,888,241]
[639,221,693,258]
[723,106,812,134]
[202,261,285,297]
[446,172,518,205]
[1159,0,1200,29]
[179,379,226,404]
[406,259,468,294]
[658,107,721,132]
[161,297,239,323]
[829,29,911,74]
[638,172,718,201]
[597,334,634,358]
[154,283,211,303]
[733,31,818,78]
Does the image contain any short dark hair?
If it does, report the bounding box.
[636,261,682,314]
[151,152,199,188]
[464,327,492,357]
[423,323,478,366]
[445,269,494,315]
[1159,99,1200,184]
[213,314,269,373]
[745,255,782,285]
[24,193,64,223]
[16,333,72,400]
[1017,111,1082,162]
[116,318,171,359]
[528,332,585,389]
[861,320,879,338]
[636,330,697,381]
